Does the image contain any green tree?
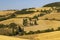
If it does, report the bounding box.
[33,15,38,20]
[0,24,5,28]
[35,30,41,34]
[34,20,38,25]
[9,23,17,35]
[57,27,60,31]
[28,31,34,34]
[10,14,16,18]
[23,18,28,26]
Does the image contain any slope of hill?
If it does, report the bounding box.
[19,31,60,40]
[39,12,60,20]
[0,35,29,40]
[0,11,16,15]
[24,20,60,32]
[0,17,60,32]
[43,2,60,7]
[0,18,23,25]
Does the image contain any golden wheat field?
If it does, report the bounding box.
[0,7,60,40]
[0,35,29,40]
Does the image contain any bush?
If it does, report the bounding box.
[0,24,5,28]
[34,20,38,25]
[15,10,35,14]
[44,28,54,32]
[35,30,41,34]
[40,13,45,16]
[57,27,60,31]
[27,31,34,34]
[33,15,38,20]
[23,18,28,26]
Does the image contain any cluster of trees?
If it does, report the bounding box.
[0,22,60,36]
[14,8,35,14]
[32,9,52,20]
[56,8,60,12]
[44,18,60,21]
[23,18,28,26]
[23,18,38,26]
[33,15,38,20]
[0,23,24,36]
[40,9,52,14]
[51,7,60,13]
[0,14,16,21]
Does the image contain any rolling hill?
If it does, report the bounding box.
[0,3,60,40]
[19,31,60,40]
[0,11,16,15]
[43,2,60,7]
[0,35,29,40]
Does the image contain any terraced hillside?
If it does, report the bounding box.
[39,12,60,20]
[0,7,60,32]
[0,7,60,40]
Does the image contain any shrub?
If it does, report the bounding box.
[33,15,38,20]
[23,18,28,26]
[9,23,17,35]
[35,30,41,34]
[34,20,38,25]
[27,31,34,34]
[57,27,60,31]
[15,9,35,14]
[30,22,34,26]
[0,24,5,28]
[40,13,45,16]
[44,28,54,32]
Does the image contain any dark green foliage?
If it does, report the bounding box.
[37,14,40,17]
[29,18,32,21]
[15,9,35,14]
[51,18,55,20]
[0,13,16,21]
[29,22,33,26]
[34,20,38,25]
[9,23,17,35]
[9,23,17,28]
[33,15,38,20]
[56,8,60,12]
[44,28,54,32]
[40,13,45,16]
[57,27,60,31]
[10,14,16,18]
[37,10,40,12]
[43,2,60,7]
[18,26,24,32]
[28,8,35,9]
[27,31,34,34]
[35,30,41,34]
[50,28,54,31]
[0,24,5,28]
[23,18,28,26]
[40,9,52,15]
[0,17,7,21]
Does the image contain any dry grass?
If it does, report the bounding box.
[0,7,60,40]
[0,35,29,40]
[18,31,60,40]
[0,11,15,15]
[39,12,60,20]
